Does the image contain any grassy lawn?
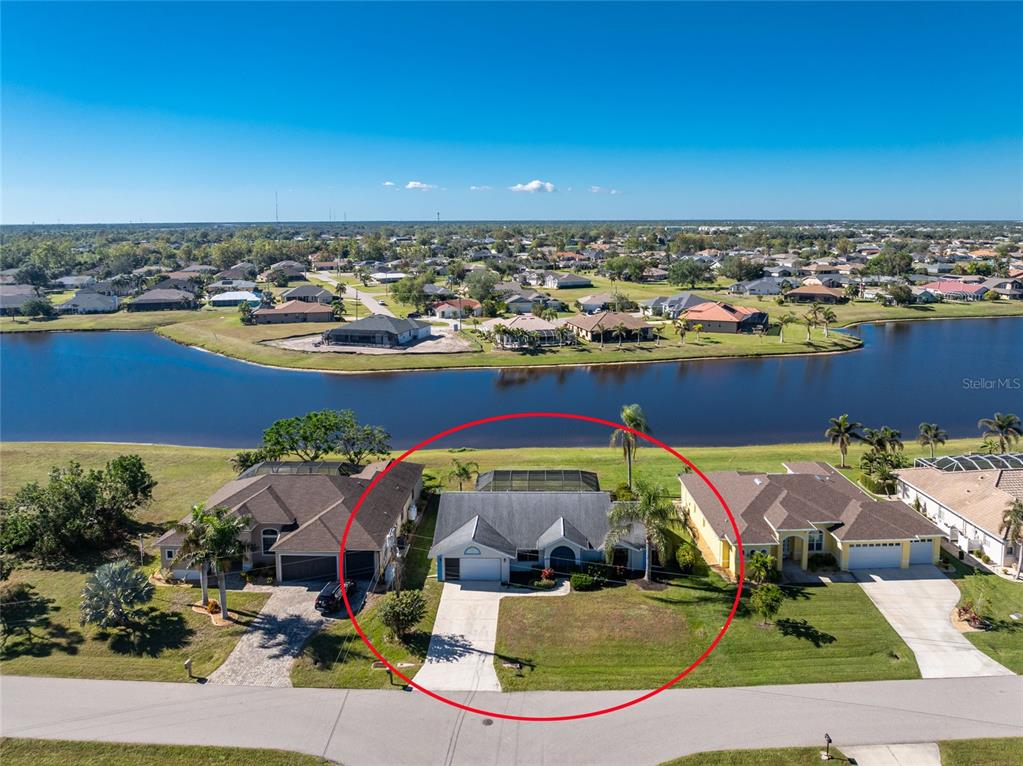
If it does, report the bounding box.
[0,309,221,333]
[938,738,1023,766]
[0,569,268,682]
[290,500,443,688]
[942,554,1023,673]
[659,747,846,765]
[0,739,329,766]
[494,574,918,691]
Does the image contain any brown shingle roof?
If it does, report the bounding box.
[564,311,651,332]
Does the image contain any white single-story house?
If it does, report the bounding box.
[209,290,263,308]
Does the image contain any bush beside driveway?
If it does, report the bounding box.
[943,555,1023,674]
[494,575,918,691]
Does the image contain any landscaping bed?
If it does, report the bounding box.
[943,554,1023,673]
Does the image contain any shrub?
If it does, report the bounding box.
[610,483,636,501]
[569,573,598,591]
[379,589,426,638]
[750,583,785,625]
[207,599,221,614]
[746,551,777,585]
[807,552,837,571]
[531,579,557,590]
[675,543,704,574]
[540,567,554,581]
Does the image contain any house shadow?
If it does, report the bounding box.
[776,618,836,648]
[104,608,193,657]
[0,584,85,659]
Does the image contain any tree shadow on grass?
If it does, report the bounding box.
[776,618,836,648]
[104,608,193,657]
[0,584,85,660]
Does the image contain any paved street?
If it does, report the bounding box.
[309,272,395,317]
[855,566,1013,678]
[3,675,1020,766]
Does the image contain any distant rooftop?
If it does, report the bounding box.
[475,469,600,492]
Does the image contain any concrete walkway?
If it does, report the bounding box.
[207,583,324,687]
[855,566,1013,678]
[412,581,569,693]
[844,743,941,766]
[3,675,1021,766]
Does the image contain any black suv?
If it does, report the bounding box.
[315,579,356,613]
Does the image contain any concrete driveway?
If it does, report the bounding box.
[855,565,1013,679]
[412,580,568,693]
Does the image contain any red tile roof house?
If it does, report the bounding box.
[680,462,944,579]
[432,298,482,318]
[156,460,424,585]
[253,299,336,324]
[921,280,990,301]
[682,301,769,333]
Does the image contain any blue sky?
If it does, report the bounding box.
[2,1,1021,223]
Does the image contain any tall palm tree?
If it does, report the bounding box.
[692,323,703,341]
[447,458,479,491]
[778,312,797,343]
[1000,498,1023,580]
[673,317,688,346]
[917,422,948,460]
[977,412,1022,454]
[205,507,251,621]
[172,504,215,606]
[803,303,822,341]
[819,307,837,337]
[878,426,904,453]
[611,322,629,349]
[610,403,650,489]
[825,414,863,468]
[605,477,675,583]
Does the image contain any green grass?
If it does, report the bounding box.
[0,569,269,682]
[942,554,1023,673]
[938,738,1023,766]
[290,500,443,688]
[0,309,220,333]
[0,739,329,766]
[494,574,918,691]
[659,746,846,766]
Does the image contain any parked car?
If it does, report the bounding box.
[315,579,356,613]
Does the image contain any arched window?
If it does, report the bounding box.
[262,528,279,555]
[463,546,481,556]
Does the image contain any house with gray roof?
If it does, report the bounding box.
[639,292,709,318]
[57,290,120,314]
[430,471,646,581]
[321,314,431,347]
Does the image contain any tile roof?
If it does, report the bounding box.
[564,311,651,332]
[896,467,1022,538]
[683,301,761,323]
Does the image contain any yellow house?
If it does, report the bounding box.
[680,462,944,579]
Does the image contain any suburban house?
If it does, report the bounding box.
[209,290,263,308]
[980,276,1023,300]
[282,284,334,304]
[784,285,848,304]
[57,291,120,314]
[481,314,567,347]
[729,277,788,296]
[921,280,989,301]
[151,278,199,294]
[322,314,432,347]
[253,299,335,324]
[432,298,482,318]
[422,283,456,300]
[564,311,654,343]
[54,275,97,290]
[370,271,409,284]
[0,285,36,315]
[682,301,769,333]
[216,264,257,281]
[896,453,1023,568]
[207,278,258,294]
[642,266,670,282]
[639,292,708,318]
[542,272,592,289]
[260,261,307,282]
[680,462,944,578]
[126,288,197,311]
[156,460,424,584]
[429,469,646,582]
[575,292,616,313]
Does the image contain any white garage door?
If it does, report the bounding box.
[909,539,934,564]
[458,557,502,581]
[847,542,902,570]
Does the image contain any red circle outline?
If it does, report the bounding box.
[339,412,745,721]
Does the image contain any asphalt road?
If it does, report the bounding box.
[3,675,1021,765]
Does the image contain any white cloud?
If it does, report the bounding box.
[469,185,492,192]
[405,180,437,191]
[588,185,603,193]
[610,189,622,195]
[509,179,556,193]
[382,181,396,187]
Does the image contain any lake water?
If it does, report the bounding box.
[1,318,1020,449]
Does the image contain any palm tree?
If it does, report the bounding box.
[605,477,675,583]
[172,504,215,606]
[819,307,837,337]
[205,507,251,621]
[538,306,559,322]
[492,323,510,348]
[917,422,948,460]
[878,426,904,453]
[803,303,821,341]
[825,414,863,468]
[610,403,650,489]
[1000,498,1023,579]
[447,458,479,490]
[977,412,1022,454]
[693,323,703,341]
[778,312,797,343]
[79,560,154,630]
[611,322,629,349]
[673,317,688,346]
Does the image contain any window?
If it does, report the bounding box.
[807,530,824,553]
[516,549,540,562]
[165,549,175,560]
[261,528,279,555]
